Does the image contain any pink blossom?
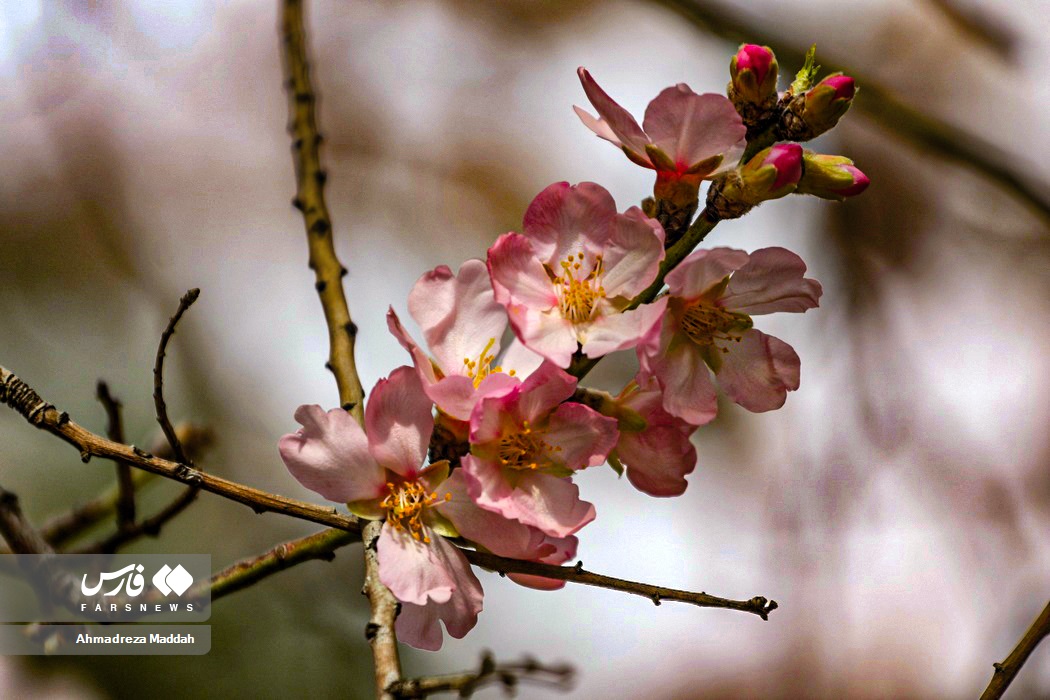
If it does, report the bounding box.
[574,68,746,184]
[638,247,822,424]
[612,378,698,497]
[279,367,534,650]
[488,181,668,367]
[387,260,543,421]
[465,362,619,538]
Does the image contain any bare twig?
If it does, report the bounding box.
[0,486,53,555]
[281,0,365,423]
[95,381,136,533]
[389,651,575,699]
[980,600,1050,700]
[207,527,357,600]
[0,365,776,620]
[362,520,403,699]
[73,486,200,554]
[655,0,1050,223]
[153,288,200,466]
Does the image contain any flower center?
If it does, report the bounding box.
[551,253,605,325]
[497,420,561,471]
[680,301,752,351]
[380,481,449,543]
[462,337,515,389]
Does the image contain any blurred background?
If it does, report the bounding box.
[1,0,1048,697]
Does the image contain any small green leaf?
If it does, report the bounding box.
[790,44,821,95]
[608,453,625,478]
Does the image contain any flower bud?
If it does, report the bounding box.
[729,44,779,107]
[778,73,856,141]
[796,152,869,200]
[706,143,802,219]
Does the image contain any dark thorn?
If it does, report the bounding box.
[291,197,304,211]
[651,593,662,606]
[309,218,330,236]
[315,133,324,144]
[295,91,314,104]
[367,536,379,552]
[250,504,266,515]
[340,266,348,278]
[341,402,355,412]
[314,170,327,186]
[324,361,333,372]
[80,451,91,463]
[57,412,70,426]
[364,622,380,641]
[394,602,402,617]
[498,571,506,577]
[292,137,304,150]
[573,560,584,573]
[344,321,357,337]
[315,280,327,293]
[993,662,1005,672]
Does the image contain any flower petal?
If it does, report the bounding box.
[387,308,439,385]
[522,181,617,263]
[278,405,386,503]
[719,247,822,315]
[642,86,745,172]
[576,68,651,161]
[462,456,596,538]
[545,402,619,470]
[665,247,750,300]
[487,233,558,308]
[508,534,578,591]
[408,260,508,374]
[579,296,667,358]
[716,329,801,412]
[365,367,433,478]
[505,303,579,369]
[640,320,719,425]
[617,424,697,497]
[377,522,455,606]
[515,362,578,423]
[499,338,545,378]
[600,208,665,299]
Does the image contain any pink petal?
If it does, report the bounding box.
[515,362,577,423]
[408,260,508,375]
[377,522,455,606]
[576,68,652,161]
[599,208,665,299]
[278,405,386,503]
[395,601,444,651]
[426,371,519,423]
[573,105,624,147]
[618,424,697,497]
[720,247,822,315]
[499,338,545,378]
[579,296,668,358]
[665,247,750,300]
[387,308,439,385]
[545,402,619,470]
[365,367,433,478]
[505,303,579,369]
[462,456,596,538]
[716,329,800,412]
[487,233,558,308]
[522,181,616,263]
[640,319,719,425]
[508,534,578,591]
[642,85,745,172]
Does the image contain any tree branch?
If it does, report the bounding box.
[362,520,403,699]
[0,486,53,555]
[153,288,200,466]
[980,600,1050,700]
[281,0,365,422]
[1,365,776,620]
[388,652,575,699]
[95,381,136,532]
[655,0,1050,223]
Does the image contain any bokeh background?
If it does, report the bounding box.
[1,0,1048,697]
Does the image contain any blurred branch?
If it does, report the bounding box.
[72,485,200,554]
[1,365,775,619]
[0,486,52,555]
[208,527,357,600]
[95,381,136,530]
[281,0,365,422]
[153,288,200,466]
[980,600,1050,700]
[362,520,403,698]
[654,0,1050,223]
[388,651,575,699]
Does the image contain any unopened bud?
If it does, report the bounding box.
[706,143,802,219]
[728,44,779,129]
[803,74,854,132]
[797,152,869,200]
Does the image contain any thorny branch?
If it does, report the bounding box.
[153,288,200,466]
[280,1,399,695]
[388,652,575,699]
[0,364,778,620]
[980,600,1050,700]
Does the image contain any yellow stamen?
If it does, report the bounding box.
[550,253,605,325]
[680,301,752,352]
[379,481,440,544]
[496,421,563,471]
[462,337,506,388]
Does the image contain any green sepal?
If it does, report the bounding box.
[347,499,384,520]
[608,453,625,478]
[426,511,459,539]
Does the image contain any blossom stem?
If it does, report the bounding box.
[980,600,1050,700]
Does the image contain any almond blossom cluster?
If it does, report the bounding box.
[279,43,868,650]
